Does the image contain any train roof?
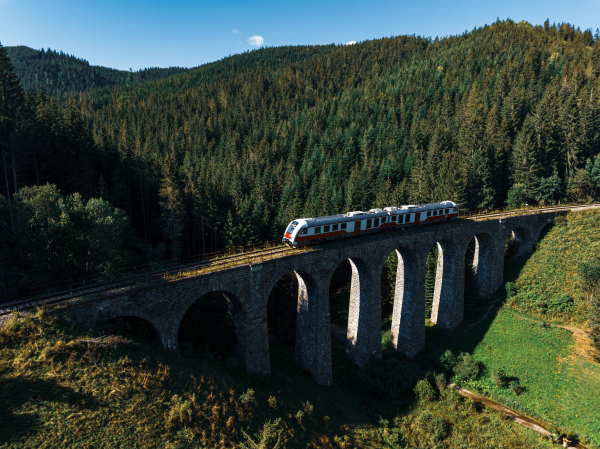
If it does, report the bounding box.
[295,201,458,226]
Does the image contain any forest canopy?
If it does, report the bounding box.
[2,19,600,300]
[5,45,189,98]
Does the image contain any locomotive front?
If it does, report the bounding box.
[282,219,309,246]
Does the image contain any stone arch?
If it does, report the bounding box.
[509,226,533,257]
[389,247,424,358]
[177,289,246,365]
[536,222,554,243]
[429,239,463,329]
[471,232,496,298]
[102,314,161,343]
[264,268,321,375]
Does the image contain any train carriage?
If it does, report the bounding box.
[282,201,459,246]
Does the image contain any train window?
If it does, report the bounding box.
[333,224,338,231]
[324,225,330,232]
[315,227,321,234]
[398,215,404,224]
[341,223,347,230]
[382,216,387,223]
[391,216,397,222]
[427,211,431,217]
[300,228,308,235]
[374,218,379,227]
[287,221,298,233]
[445,209,449,214]
[367,219,372,228]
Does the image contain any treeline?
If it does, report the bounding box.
[3,20,600,300]
[75,19,600,260]
[5,46,189,98]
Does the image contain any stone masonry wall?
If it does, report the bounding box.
[46,211,558,386]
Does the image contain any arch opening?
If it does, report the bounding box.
[505,227,533,259]
[267,272,298,348]
[102,316,160,343]
[537,222,554,243]
[178,291,242,362]
[266,270,323,378]
[328,257,374,367]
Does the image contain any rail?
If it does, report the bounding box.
[2,202,599,315]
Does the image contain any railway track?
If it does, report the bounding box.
[1,203,599,319]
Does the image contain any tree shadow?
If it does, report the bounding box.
[0,376,101,444]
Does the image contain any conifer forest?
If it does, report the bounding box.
[2,19,600,302]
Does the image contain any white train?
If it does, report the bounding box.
[282,201,459,246]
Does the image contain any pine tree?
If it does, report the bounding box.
[0,44,24,231]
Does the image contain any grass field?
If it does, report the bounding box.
[459,306,600,444]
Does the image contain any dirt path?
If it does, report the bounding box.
[447,383,586,448]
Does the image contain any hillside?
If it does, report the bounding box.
[2,20,600,301]
[4,46,189,97]
[74,19,600,258]
[508,209,600,323]
[0,310,556,448]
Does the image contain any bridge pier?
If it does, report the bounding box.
[346,258,381,366]
[294,272,332,385]
[431,240,465,330]
[391,247,425,358]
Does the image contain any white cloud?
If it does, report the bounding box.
[247,35,264,46]
[232,29,239,34]
[345,41,357,46]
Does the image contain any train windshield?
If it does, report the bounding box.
[286,221,299,234]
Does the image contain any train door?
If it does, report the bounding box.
[354,219,361,236]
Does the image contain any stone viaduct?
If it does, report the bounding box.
[49,212,555,386]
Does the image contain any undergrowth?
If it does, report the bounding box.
[0,308,555,448]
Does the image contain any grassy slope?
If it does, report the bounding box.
[0,311,554,449]
[432,209,600,446]
[466,308,600,443]
[511,210,600,323]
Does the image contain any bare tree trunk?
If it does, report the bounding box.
[11,151,17,194]
[2,152,14,232]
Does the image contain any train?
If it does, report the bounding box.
[282,201,459,246]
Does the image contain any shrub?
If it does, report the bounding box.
[452,352,482,381]
[302,401,313,417]
[505,282,518,297]
[510,380,525,395]
[442,387,462,409]
[491,368,507,388]
[240,419,287,449]
[434,372,447,392]
[439,349,456,371]
[166,394,193,430]
[268,396,277,409]
[413,379,436,402]
[239,388,255,405]
[415,412,449,442]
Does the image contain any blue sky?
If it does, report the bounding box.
[1,0,598,71]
